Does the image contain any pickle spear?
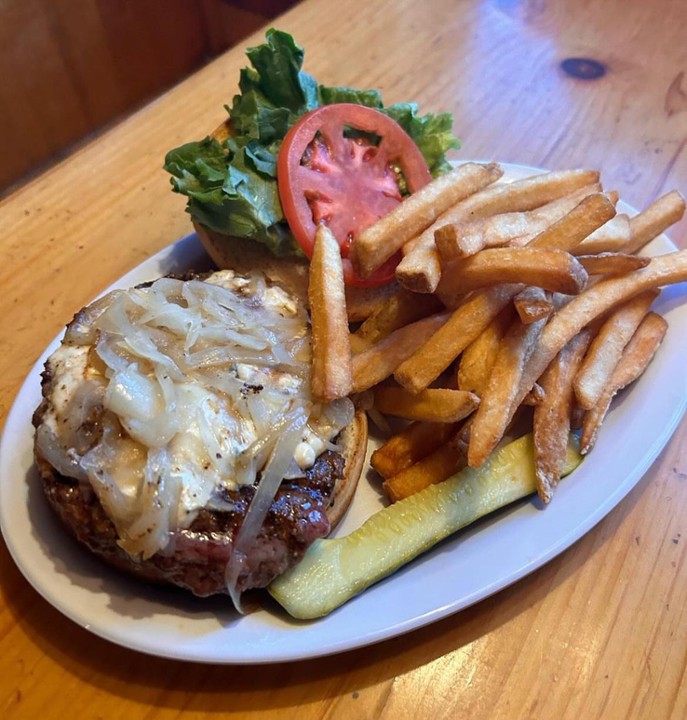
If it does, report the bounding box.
[269,433,582,619]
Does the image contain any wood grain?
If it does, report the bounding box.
[1,0,686,718]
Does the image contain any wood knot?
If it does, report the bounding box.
[560,57,606,80]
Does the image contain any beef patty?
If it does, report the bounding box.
[36,449,344,596]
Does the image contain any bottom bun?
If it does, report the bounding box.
[327,408,368,529]
[194,222,399,322]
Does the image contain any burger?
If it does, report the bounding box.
[33,30,459,607]
[33,270,367,606]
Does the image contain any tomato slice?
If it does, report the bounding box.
[277,104,431,286]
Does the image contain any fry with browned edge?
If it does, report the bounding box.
[438,193,615,307]
[438,247,588,296]
[383,434,467,502]
[580,312,668,454]
[467,309,547,468]
[308,226,352,401]
[351,310,450,393]
[470,250,687,465]
[371,421,459,479]
[534,328,595,503]
[351,162,503,279]
[457,307,514,394]
[514,286,554,324]
[624,191,686,255]
[573,213,631,255]
[573,289,659,409]
[576,252,650,276]
[395,284,521,393]
[396,169,602,293]
[352,288,443,347]
[434,183,604,261]
[374,387,479,423]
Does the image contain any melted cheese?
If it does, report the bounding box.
[37,271,353,559]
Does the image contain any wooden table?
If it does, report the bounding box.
[1,1,686,717]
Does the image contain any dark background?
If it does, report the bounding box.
[0,0,298,196]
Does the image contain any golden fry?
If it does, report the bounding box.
[438,194,614,307]
[435,183,603,261]
[345,281,401,322]
[624,191,686,255]
[580,312,668,454]
[371,421,459,479]
[576,252,650,276]
[396,169,601,294]
[394,284,520,393]
[573,289,658,409]
[526,193,616,251]
[438,247,588,296]
[480,249,687,462]
[351,162,503,279]
[573,214,631,255]
[374,387,480,423]
[534,329,595,503]
[383,437,467,502]
[457,307,513,395]
[467,311,547,468]
[353,288,443,346]
[351,310,450,393]
[308,226,352,401]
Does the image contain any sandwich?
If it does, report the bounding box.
[33,29,459,607]
[33,270,367,606]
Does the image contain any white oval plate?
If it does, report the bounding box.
[1,164,686,664]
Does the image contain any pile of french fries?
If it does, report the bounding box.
[308,162,686,505]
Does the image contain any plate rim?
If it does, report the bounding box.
[1,162,686,664]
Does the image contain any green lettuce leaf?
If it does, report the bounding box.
[164,28,461,253]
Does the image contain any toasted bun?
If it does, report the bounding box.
[327,408,368,528]
[195,222,399,322]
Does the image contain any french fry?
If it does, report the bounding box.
[434,183,603,261]
[352,288,443,347]
[395,239,444,294]
[580,312,668,454]
[522,382,545,406]
[374,387,480,423]
[345,281,401,322]
[383,436,467,502]
[396,196,617,396]
[573,289,659,410]
[349,333,371,355]
[624,190,686,255]
[533,328,595,503]
[395,170,602,293]
[473,249,687,464]
[351,310,451,393]
[351,162,503,279]
[457,307,514,394]
[371,421,459,479]
[394,284,521,393]
[573,214,631,255]
[526,193,617,251]
[514,286,554,324]
[467,310,548,468]
[438,194,615,307]
[576,252,650,276]
[438,247,588,296]
[309,226,352,401]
